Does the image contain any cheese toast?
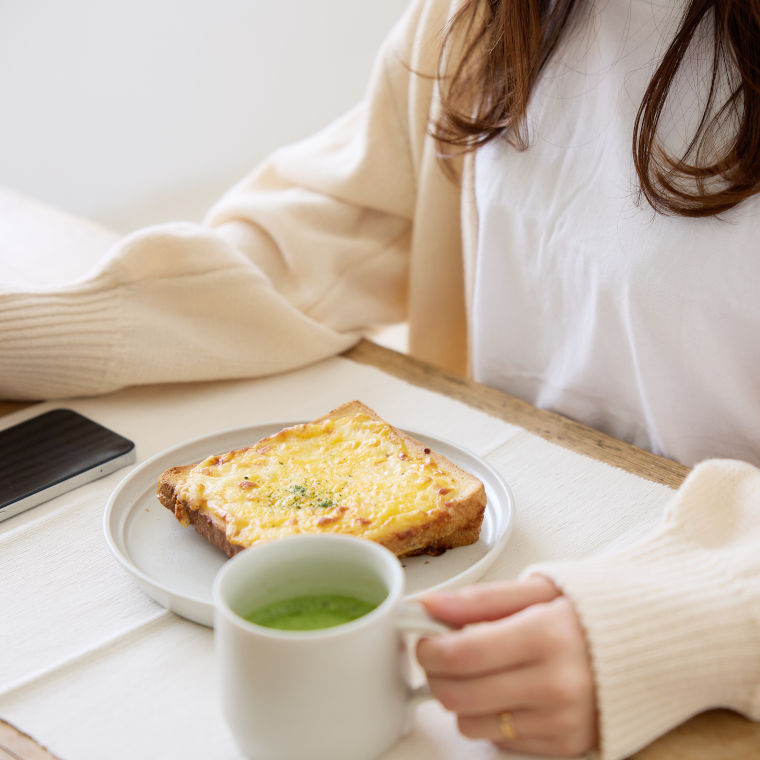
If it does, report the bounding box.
[156,401,486,558]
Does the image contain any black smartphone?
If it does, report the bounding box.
[0,408,136,522]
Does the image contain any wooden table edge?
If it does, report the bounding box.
[344,339,690,490]
[0,719,61,760]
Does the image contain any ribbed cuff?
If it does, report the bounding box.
[0,282,125,399]
[524,525,760,759]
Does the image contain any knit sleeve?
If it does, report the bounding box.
[0,0,436,400]
[522,458,760,760]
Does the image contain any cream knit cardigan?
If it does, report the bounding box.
[1,0,759,757]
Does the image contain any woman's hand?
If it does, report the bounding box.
[417,576,598,757]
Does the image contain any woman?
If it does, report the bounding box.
[1,0,759,757]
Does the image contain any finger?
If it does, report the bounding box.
[427,649,596,718]
[420,576,561,628]
[457,708,549,742]
[426,664,550,715]
[458,707,595,745]
[417,601,555,677]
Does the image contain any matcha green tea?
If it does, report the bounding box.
[244,593,377,631]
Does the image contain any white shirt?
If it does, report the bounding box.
[472,0,760,466]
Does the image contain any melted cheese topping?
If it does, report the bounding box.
[175,412,464,547]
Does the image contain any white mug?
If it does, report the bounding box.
[213,533,450,760]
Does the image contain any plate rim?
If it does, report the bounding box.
[103,421,515,621]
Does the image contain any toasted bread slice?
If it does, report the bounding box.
[157,401,486,558]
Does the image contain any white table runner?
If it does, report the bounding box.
[0,356,673,759]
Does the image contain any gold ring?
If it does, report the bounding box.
[498,711,518,740]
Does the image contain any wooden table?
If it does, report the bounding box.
[1,338,758,759]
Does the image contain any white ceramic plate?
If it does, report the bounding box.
[104,422,515,627]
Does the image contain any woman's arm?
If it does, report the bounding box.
[0,0,437,400]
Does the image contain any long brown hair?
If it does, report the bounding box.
[434,0,760,217]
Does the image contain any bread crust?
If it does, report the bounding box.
[158,467,246,556]
[156,401,486,558]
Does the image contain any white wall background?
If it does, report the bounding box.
[0,0,410,233]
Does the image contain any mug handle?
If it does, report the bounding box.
[396,598,454,709]
[396,598,452,636]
